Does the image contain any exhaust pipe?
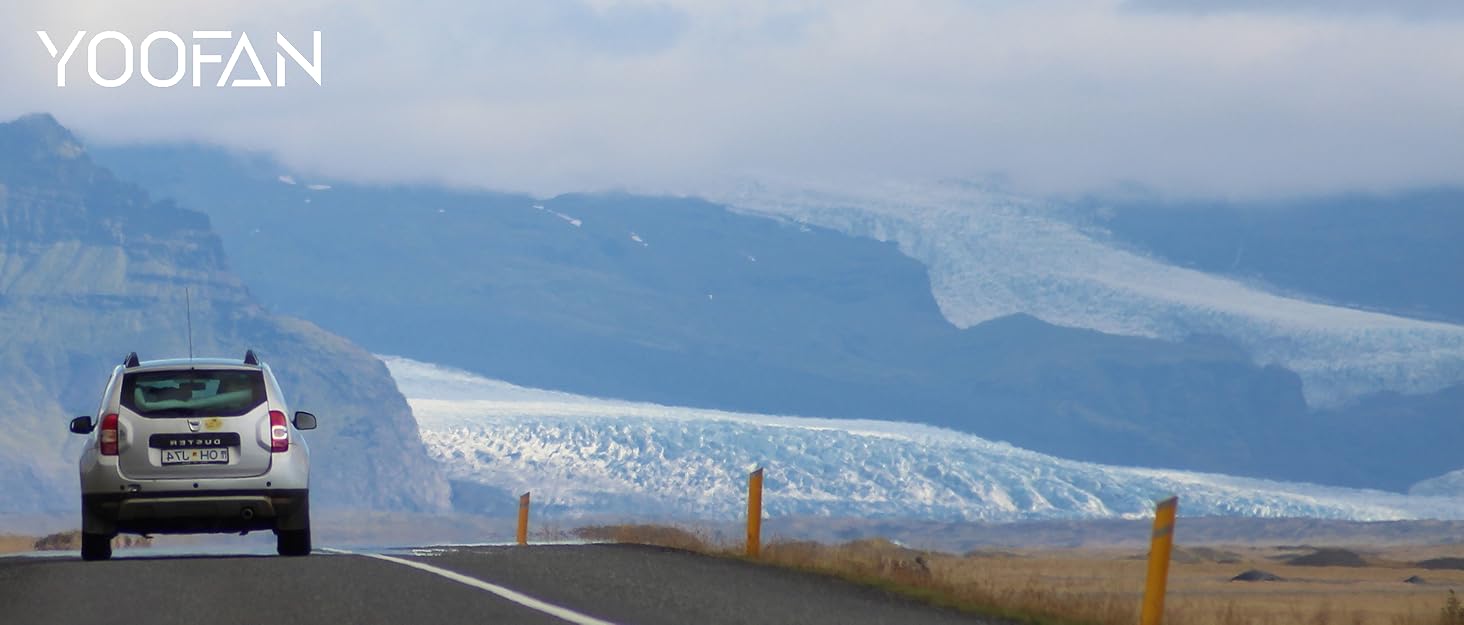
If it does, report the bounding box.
[241,507,255,521]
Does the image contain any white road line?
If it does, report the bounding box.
[320,548,620,625]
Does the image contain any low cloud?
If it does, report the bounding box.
[1125,0,1464,20]
[0,0,1461,199]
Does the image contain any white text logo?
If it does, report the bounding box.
[36,30,322,88]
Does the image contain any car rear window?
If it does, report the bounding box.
[120,369,266,418]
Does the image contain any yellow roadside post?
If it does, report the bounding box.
[517,492,531,546]
[1140,496,1179,625]
[746,468,764,558]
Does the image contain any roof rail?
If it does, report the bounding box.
[243,349,259,366]
[123,352,140,368]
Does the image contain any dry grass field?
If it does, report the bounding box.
[577,524,1464,625]
[932,545,1464,625]
[0,531,151,554]
[0,534,35,554]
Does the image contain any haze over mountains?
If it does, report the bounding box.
[0,114,450,514]
[92,140,1464,494]
[2,112,1461,521]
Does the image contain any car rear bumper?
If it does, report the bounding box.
[83,489,308,535]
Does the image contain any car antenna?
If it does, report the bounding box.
[185,287,194,362]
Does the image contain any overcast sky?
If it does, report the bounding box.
[1,0,1461,199]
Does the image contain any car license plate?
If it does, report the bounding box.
[161,448,229,465]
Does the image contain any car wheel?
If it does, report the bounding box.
[80,533,112,561]
[277,527,311,557]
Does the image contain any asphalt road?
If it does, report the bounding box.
[0,544,1000,625]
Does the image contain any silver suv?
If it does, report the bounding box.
[69,350,317,560]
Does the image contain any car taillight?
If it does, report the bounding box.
[99,413,119,456]
[269,410,289,452]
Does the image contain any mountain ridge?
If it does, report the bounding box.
[0,114,451,513]
[717,181,1464,407]
[85,139,1464,493]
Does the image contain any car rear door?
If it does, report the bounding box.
[114,367,274,480]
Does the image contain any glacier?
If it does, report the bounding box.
[387,356,1464,522]
[710,181,1464,406]
[1410,469,1464,497]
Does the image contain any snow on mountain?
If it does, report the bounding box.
[1409,470,1464,497]
[534,203,583,227]
[385,356,1464,522]
[712,182,1464,406]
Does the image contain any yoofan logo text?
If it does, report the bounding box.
[36,30,322,88]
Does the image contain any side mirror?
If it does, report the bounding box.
[292,411,317,431]
[70,416,94,434]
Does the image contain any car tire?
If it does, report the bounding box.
[277,527,311,557]
[80,533,112,561]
